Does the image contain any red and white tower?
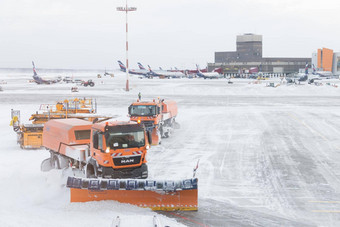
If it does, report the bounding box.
[117,0,137,92]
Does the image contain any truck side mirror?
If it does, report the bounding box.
[128,105,132,114]
[157,106,160,114]
[93,133,98,149]
[147,131,152,145]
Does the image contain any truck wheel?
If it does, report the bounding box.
[89,82,94,87]
[84,83,88,87]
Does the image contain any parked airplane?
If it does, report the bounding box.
[185,68,208,75]
[286,72,321,84]
[285,63,326,84]
[171,66,208,76]
[316,71,333,78]
[196,65,223,79]
[147,65,185,78]
[138,62,209,76]
[137,62,146,70]
[305,63,333,80]
[310,65,333,78]
[32,61,61,84]
[118,61,150,77]
[300,63,329,77]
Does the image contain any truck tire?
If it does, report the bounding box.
[89,82,94,87]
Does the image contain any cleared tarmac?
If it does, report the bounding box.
[2,73,340,226]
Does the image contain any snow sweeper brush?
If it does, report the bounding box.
[66,177,198,211]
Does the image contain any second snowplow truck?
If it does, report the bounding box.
[128,99,178,145]
[42,118,150,179]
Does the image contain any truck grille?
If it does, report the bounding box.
[141,121,154,128]
[113,155,141,166]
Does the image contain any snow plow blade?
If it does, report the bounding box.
[66,177,198,211]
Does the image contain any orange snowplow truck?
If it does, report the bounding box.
[128,99,178,145]
[42,118,150,179]
[42,119,198,211]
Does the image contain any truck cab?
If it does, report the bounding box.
[90,121,150,178]
[42,119,151,179]
[128,99,178,145]
[129,101,161,128]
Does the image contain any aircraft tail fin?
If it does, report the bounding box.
[32,61,38,76]
[213,67,222,74]
[137,62,145,70]
[196,64,202,73]
[118,61,126,72]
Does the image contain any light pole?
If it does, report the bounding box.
[117,0,136,92]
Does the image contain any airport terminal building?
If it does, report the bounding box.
[208,34,311,74]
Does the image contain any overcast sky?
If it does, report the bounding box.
[0,0,339,70]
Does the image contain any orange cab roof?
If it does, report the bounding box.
[131,101,158,105]
[45,119,92,130]
[93,121,138,130]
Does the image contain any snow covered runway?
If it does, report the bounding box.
[1,71,340,226]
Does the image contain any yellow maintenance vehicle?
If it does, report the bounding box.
[10,109,44,149]
[10,98,114,149]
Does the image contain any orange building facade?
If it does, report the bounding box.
[317,48,334,72]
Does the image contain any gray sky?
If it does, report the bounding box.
[0,0,338,69]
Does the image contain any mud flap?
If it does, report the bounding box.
[151,127,161,145]
[67,177,198,211]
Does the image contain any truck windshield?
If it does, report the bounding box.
[106,131,145,149]
[130,105,156,116]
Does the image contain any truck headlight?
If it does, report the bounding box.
[105,147,110,153]
[146,145,150,150]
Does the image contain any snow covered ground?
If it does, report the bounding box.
[1,71,340,226]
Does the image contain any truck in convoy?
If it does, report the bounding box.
[42,118,151,179]
[10,98,113,149]
[128,99,178,145]
[42,118,198,210]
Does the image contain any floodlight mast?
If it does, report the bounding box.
[117,0,137,92]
